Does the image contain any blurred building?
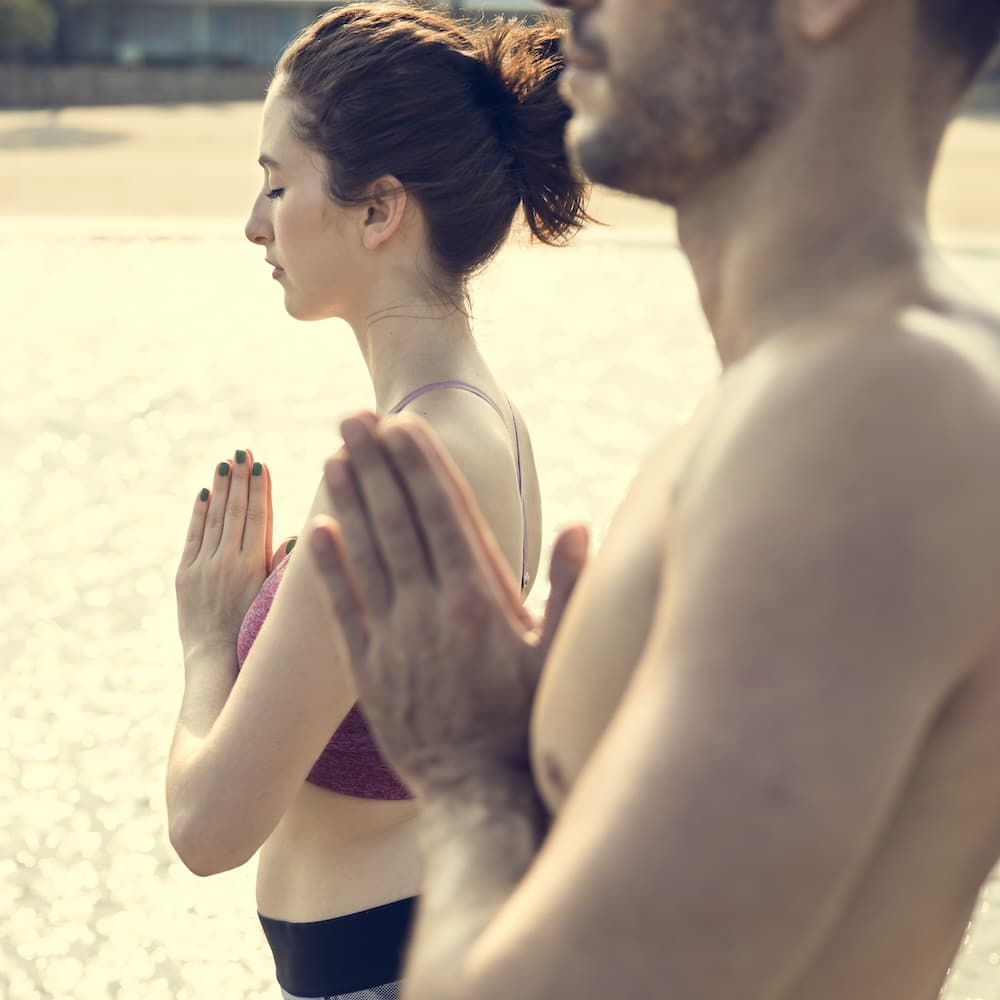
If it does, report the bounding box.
[65,0,539,69]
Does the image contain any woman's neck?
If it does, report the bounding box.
[352,296,485,413]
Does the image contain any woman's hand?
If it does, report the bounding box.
[176,449,274,656]
[270,535,297,574]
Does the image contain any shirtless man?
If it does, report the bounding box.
[305,1,1000,998]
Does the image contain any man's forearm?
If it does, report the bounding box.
[404,772,548,1000]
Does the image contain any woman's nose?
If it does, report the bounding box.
[245,199,272,246]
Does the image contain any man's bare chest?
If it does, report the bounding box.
[530,431,689,812]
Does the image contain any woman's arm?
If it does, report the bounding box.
[167,450,358,874]
[166,398,527,876]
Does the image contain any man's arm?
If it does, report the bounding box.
[323,343,1000,1000]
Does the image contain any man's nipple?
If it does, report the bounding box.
[542,752,569,800]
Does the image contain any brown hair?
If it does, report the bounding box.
[917,0,1000,86]
[274,2,589,286]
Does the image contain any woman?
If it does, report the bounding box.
[166,4,588,999]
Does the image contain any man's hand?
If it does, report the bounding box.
[307,412,588,795]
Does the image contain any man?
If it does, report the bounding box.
[306,1,1000,998]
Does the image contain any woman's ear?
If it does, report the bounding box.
[361,175,408,251]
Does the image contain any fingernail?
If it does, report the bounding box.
[252,461,262,476]
[199,487,210,502]
[218,462,229,477]
[235,449,247,464]
[285,538,296,554]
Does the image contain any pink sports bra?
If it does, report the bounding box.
[235,381,528,799]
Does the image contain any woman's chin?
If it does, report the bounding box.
[283,296,325,323]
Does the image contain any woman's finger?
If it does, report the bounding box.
[220,449,253,551]
[179,485,212,568]
[271,533,295,559]
[265,463,274,569]
[242,458,270,557]
[202,460,233,556]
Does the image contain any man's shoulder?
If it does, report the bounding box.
[682,309,1000,544]
[671,311,1000,686]
[728,308,1000,460]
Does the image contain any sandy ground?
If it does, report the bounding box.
[1,101,1000,238]
[2,102,1000,999]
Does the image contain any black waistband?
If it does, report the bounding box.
[259,897,416,997]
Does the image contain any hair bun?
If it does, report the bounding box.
[473,17,590,245]
[469,39,520,143]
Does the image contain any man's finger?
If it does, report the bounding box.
[322,455,391,619]
[538,524,589,653]
[377,420,486,579]
[341,415,434,586]
[381,417,527,623]
[307,515,370,666]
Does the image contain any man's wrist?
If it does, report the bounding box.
[402,769,546,1000]
[419,767,548,850]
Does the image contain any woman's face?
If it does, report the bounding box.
[245,88,363,322]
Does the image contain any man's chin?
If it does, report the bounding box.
[568,118,677,206]
[567,117,634,192]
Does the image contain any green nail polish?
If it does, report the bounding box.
[235,449,247,464]
[252,461,262,477]
[218,462,229,477]
[199,487,210,502]
[286,538,296,554]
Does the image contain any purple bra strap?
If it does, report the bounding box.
[388,380,530,590]
[389,379,504,419]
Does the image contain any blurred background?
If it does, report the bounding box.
[3,0,544,106]
[2,3,1000,999]
[1,0,999,108]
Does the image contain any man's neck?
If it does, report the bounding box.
[676,69,949,367]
